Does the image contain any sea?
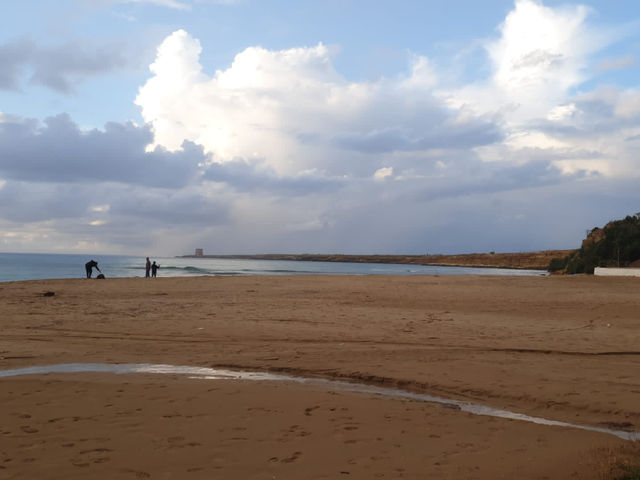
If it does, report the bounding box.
[0,252,547,283]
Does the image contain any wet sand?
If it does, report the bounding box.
[1,274,639,478]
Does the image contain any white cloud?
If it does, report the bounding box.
[91,204,111,213]
[136,32,347,171]
[487,0,598,119]
[3,1,640,256]
[125,7,640,255]
[374,167,393,180]
[136,30,500,179]
[547,103,577,122]
[449,0,606,127]
[445,0,639,179]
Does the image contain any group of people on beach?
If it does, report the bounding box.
[145,257,160,277]
[84,258,160,278]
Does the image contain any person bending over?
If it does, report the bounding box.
[85,260,101,278]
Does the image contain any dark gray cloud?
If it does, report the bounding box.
[0,38,36,90]
[334,119,502,153]
[532,91,640,139]
[0,181,88,222]
[0,179,229,226]
[0,114,207,187]
[0,37,130,93]
[30,40,129,93]
[109,189,230,225]
[402,156,585,204]
[203,158,344,195]
[285,176,640,256]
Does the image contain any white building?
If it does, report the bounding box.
[594,267,640,277]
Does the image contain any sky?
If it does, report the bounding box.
[1,0,639,256]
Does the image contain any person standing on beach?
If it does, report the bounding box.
[85,260,101,278]
[145,257,151,277]
[151,261,160,277]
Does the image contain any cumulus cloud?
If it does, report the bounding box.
[3,0,640,256]
[445,0,640,181]
[135,30,502,177]
[118,5,640,254]
[134,4,631,189]
[488,0,597,114]
[448,0,606,128]
[472,0,604,123]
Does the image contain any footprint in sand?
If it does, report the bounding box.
[304,406,320,416]
[280,451,302,463]
[79,448,113,454]
[125,469,150,478]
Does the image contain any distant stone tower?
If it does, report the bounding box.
[195,248,203,257]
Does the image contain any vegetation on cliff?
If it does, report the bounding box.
[549,214,640,274]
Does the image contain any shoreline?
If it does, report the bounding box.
[178,249,575,270]
[1,274,638,478]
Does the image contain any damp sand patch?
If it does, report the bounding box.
[1,362,637,442]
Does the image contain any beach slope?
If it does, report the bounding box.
[1,275,639,478]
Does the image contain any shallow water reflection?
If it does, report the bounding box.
[1,362,637,442]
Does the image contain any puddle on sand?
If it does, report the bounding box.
[1,362,638,442]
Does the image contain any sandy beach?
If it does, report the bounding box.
[1,274,639,479]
